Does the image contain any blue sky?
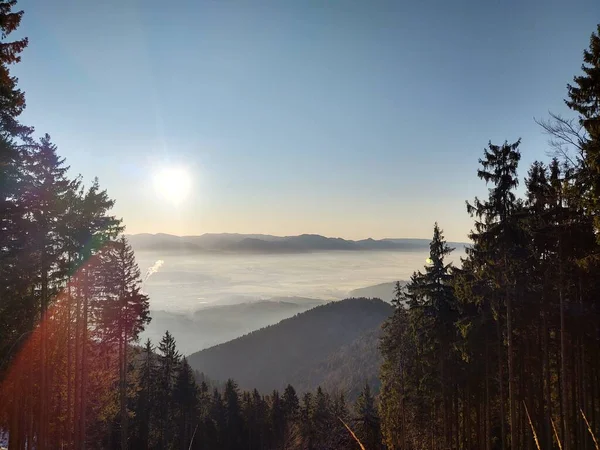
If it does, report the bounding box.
[14,0,599,240]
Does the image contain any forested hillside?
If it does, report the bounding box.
[118,332,383,450]
[187,298,393,394]
[292,328,383,399]
[144,298,326,354]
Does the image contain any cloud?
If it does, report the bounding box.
[144,260,164,281]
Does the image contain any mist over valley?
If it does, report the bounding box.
[132,233,466,354]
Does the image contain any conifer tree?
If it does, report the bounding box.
[282,384,300,423]
[466,139,524,449]
[223,379,243,450]
[270,390,286,449]
[210,388,226,449]
[92,236,150,449]
[299,393,314,450]
[157,331,181,449]
[354,383,381,450]
[566,24,600,231]
[173,357,200,450]
[132,339,155,449]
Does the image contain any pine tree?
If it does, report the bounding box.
[173,358,200,450]
[18,134,73,449]
[210,388,226,449]
[270,390,286,449]
[223,379,243,450]
[331,392,353,450]
[132,339,155,450]
[466,139,524,449]
[566,24,600,233]
[280,385,300,450]
[93,236,150,449]
[157,331,181,449]
[354,383,381,450]
[0,0,30,313]
[299,392,314,450]
[380,303,412,449]
[282,384,300,423]
[312,387,334,449]
[380,223,461,448]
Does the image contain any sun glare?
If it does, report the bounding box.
[152,165,193,205]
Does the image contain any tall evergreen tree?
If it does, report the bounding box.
[223,379,243,450]
[354,383,381,450]
[173,358,200,450]
[94,236,150,449]
[157,331,181,449]
[466,139,524,449]
[566,24,600,232]
[132,339,155,450]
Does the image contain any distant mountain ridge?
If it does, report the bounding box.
[128,232,465,254]
[349,281,401,302]
[186,297,393,397]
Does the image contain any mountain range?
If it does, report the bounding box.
[186,297,393,398]
[127,232,456,254]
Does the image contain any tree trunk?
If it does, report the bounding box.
[66,285,72,450]
[497,317,506,450]
[121,328,128,450]
[39,253,48,450]
[74,284,81,449]
[485,334,491,450]
[80,278,88,450]
[559,237,569,450]
[506,288,517,449]
[542,309,552,450]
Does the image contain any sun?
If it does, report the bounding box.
[152,165,192,205]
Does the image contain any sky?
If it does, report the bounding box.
[13,0,599,241]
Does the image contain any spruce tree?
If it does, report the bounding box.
[566,25,600,232]
[466,139,523,449]
[223,379,243,450]
[210,388,226,449]
[132,339,155,449]
[270,390,285,449]
[354,383,381,450]
[157,331,181,449]
[282,384,300,422]
[173,358,200,450]
[94,236,150,450]
[299,393,314,450]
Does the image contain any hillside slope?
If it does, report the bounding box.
[291,328,383,399]
[142,298,325,355]
[187,298,393,395]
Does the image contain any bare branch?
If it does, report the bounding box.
[534,111,588,170]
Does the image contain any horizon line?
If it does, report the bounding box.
[124,231,470,244]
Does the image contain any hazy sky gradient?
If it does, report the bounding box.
[14,0,598,240]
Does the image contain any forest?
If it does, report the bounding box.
[379,25,600,450]
[0,0,599,448]
[185,298,392,396]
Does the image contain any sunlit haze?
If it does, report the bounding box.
[152,165,193,206]
[14,0,598,240]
